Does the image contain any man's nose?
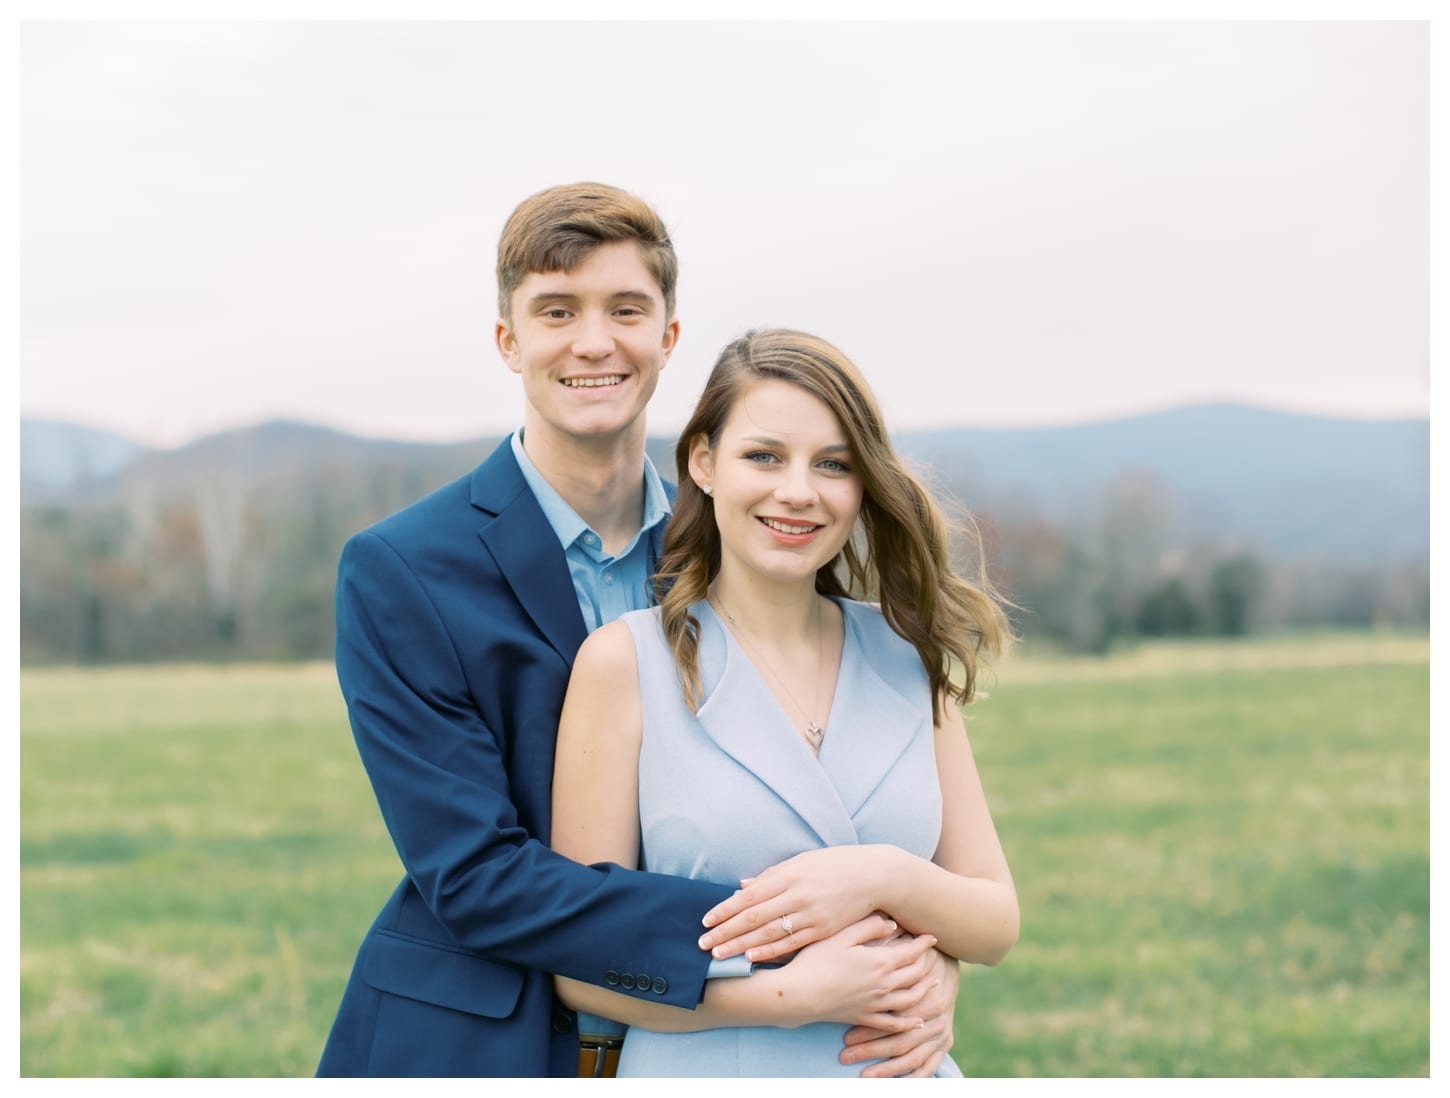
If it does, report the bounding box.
[571,313,615,359]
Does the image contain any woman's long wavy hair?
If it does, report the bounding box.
[654,328,1013,724]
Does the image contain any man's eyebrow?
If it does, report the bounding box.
[525,289,657,308]
[526,291,579,308]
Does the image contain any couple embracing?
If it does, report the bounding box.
[316,182,1018,1078]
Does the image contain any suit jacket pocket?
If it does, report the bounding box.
[362,930,527,1019]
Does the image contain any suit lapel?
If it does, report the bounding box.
[470,442,588,665]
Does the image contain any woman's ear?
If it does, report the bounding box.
[686,433,715,495]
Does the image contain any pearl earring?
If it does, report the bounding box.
[701,484,712,496]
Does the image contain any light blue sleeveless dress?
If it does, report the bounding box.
[615,598,963,1077]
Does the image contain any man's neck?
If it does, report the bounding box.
[519,420,648,555]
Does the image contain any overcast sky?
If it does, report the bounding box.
[18,18,1428,447]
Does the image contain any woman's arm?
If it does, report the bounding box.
[698,696,1019,967]
[880,698,1019,963]
[556,915,940,1034]
[550,620,645,871]
[549,622,941,1034]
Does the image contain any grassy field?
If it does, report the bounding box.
[19,632,1429,1077]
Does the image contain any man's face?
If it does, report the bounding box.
[495,241,679,451]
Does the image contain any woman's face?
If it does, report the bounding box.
[690,378,864,590]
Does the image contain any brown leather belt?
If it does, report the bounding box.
[577,1035,624,1078]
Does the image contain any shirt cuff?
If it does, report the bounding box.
[705,955,754,979]
[576,1011,626,1039]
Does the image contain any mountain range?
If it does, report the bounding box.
[19,403,1429,564]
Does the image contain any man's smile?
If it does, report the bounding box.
[561,375,626,388]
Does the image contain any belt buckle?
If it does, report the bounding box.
[578,1034,624,1078]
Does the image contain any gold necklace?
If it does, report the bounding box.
[711,594,827,753]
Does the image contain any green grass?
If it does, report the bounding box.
[20,664,398,1077]
[19,634,1429,1076]
[957,632,1429,1076]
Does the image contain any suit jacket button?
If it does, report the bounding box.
[651,977,668,995]
[620,974,636,990]
[605,970,620,986]
[636,973,650,990]
[552,1010,574,1034]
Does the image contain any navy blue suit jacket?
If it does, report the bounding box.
[316,440,733,1077]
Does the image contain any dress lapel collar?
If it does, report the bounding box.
[816,601,931,819]
[692,601,859,848]
[691,600,930,847]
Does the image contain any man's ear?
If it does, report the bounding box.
[495,320,522,375]
[686,433,715,491]
[658,318,681,370]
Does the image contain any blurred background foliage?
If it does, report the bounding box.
[18,405,1429,664]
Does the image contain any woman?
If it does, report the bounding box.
[551,329,1018,1077]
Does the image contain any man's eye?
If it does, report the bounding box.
[544,309,571,320]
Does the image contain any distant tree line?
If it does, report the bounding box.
[18,461,1429,665]
[970,471,1429,654]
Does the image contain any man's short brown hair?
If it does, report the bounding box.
[496,182,678,323]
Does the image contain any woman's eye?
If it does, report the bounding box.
[819,459,852,474]
[745,451,779,465]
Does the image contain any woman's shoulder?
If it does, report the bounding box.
[585,605,683,678]
[573,618,641,680]
[837,598,928,680]
[837,596,894,640]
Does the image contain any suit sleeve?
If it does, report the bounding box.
[335,530,733,1009]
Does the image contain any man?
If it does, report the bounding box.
[316,183,957,1077]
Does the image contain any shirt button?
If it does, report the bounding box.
[584,533,598,545]
[604,572,614,585]
[552,1009,574,1034]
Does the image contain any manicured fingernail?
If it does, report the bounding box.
[698,935,711,948]
[745,949,758,961]
[713,946,727,959]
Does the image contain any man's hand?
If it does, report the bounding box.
[763,916,939,1032]
[840,946,960,1078]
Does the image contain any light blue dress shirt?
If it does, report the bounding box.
[510,431,750,1039]
[511,430,670,630]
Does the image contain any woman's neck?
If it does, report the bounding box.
[709,570,822,646]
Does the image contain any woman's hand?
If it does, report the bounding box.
[699,845,902,963]
[841,946,960,1077]
[760,913,939,1031]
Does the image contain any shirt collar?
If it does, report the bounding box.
[510,429,671,553]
